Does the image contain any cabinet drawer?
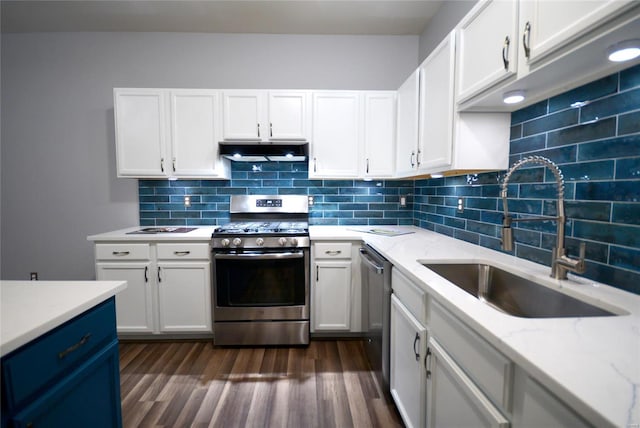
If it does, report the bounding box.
[314,242,352,259]
[95,243,150,260]
[431,300,513,413]
[156,243,210,260]
[391,268,426,325]
[1,298,118,411]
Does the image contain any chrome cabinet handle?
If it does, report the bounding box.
[157,267,162,283]
[144,266,148,282]
[173,251,191,256]
[270,122,273,137]
[417,149,422,167]
[160,157,165,173]
[410,151,415,168]
[325,250,342,256]
[313,157,317,173]
[58,333,91,359]
[316,265,319,281]
[502,36,510,70]
[172,157,176,172]
[523,21,531,59]
[112,251,130,256]
[366,158,370,174]
[413,332,420,362]
[257,123,261,138]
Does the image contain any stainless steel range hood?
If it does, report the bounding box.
[219,141,308,162]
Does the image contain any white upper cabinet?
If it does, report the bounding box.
[310,91,361,178]
[415,31,511,176]
[222,90,309,141]
[114,89,168,177]
[114,88,229,179]
[170,90,225,178]
[395,69,420,178]
[363,92,396,178]
[418,31,456,172]
[456,0,519,104]
[457,0,640,110]
[519,0,636,66]
[268,91,309,140]
[222,91,264,140]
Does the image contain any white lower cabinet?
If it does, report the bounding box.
[96,262,154,333]
[157,261,211,333]
[94,241,212,335]
[426,338,510,428]
[311,241,362,333]
[390,294,427,428]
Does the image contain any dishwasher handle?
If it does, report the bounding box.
[360,247,385,274]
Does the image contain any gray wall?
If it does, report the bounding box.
[418,0,476,62]
[0,32,418,280]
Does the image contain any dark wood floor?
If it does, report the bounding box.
[118,340,403,428]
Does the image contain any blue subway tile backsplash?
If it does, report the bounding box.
[139,64,640,294]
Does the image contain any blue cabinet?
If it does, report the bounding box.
[1,298,122,428]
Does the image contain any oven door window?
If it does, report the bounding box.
[215,251,306,307]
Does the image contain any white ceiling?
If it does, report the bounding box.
[1,0,444,35]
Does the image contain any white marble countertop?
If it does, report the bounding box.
[310,225,640,428]
[87,226,217,241]
[0,280,127,357]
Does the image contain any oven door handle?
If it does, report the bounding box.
[214,251,305,260]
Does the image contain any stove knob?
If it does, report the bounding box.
[256,237,264,246]
[278,237,288,246]
[291,237,299,247]
[232,238,242,247]
[221,238,230,247]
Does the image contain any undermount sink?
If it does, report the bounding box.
[422,263,618,318]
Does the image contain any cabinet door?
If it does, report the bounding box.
[96,263,155,333]
[157,262,212,333]
[395,69,420,177]
[222,91,264,140]
[313,260,352,331]
[11,341,122,428]
[364,92,396,178]
[456,0,519,104]
[390,295,426,428]
[170,90,224,177]
[114,89,167,177]
[310,92,361,178]
[520,0,635,65]
[426,338,510,428]
[418,31,455,173]
[268,91,308,140]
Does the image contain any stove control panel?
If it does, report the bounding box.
[256,199,282,208]
[212,236,310,249]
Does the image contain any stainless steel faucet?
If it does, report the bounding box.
[500,155,586,280]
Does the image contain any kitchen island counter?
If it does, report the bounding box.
[0,280,127,357]
[310,225,640,428]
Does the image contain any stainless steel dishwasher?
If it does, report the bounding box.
[359,244,392,392]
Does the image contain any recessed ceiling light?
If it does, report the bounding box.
[607,39,640,62]
[503,90,526,104]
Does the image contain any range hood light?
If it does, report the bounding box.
[503,90,526,104]
[607,39,640,62]
[285,153,294,159]
[219,141,308,162]
[233,153,242,159]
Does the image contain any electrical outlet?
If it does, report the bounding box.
[457,197,464,213]
[184,195,191,207]
[308,196,314,207]
[30,272,38,280]
[400,196,407,208]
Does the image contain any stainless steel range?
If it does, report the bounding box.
[211,195,310,346]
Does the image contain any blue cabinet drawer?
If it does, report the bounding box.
[1,298,117,411]
[11,339,122,428]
